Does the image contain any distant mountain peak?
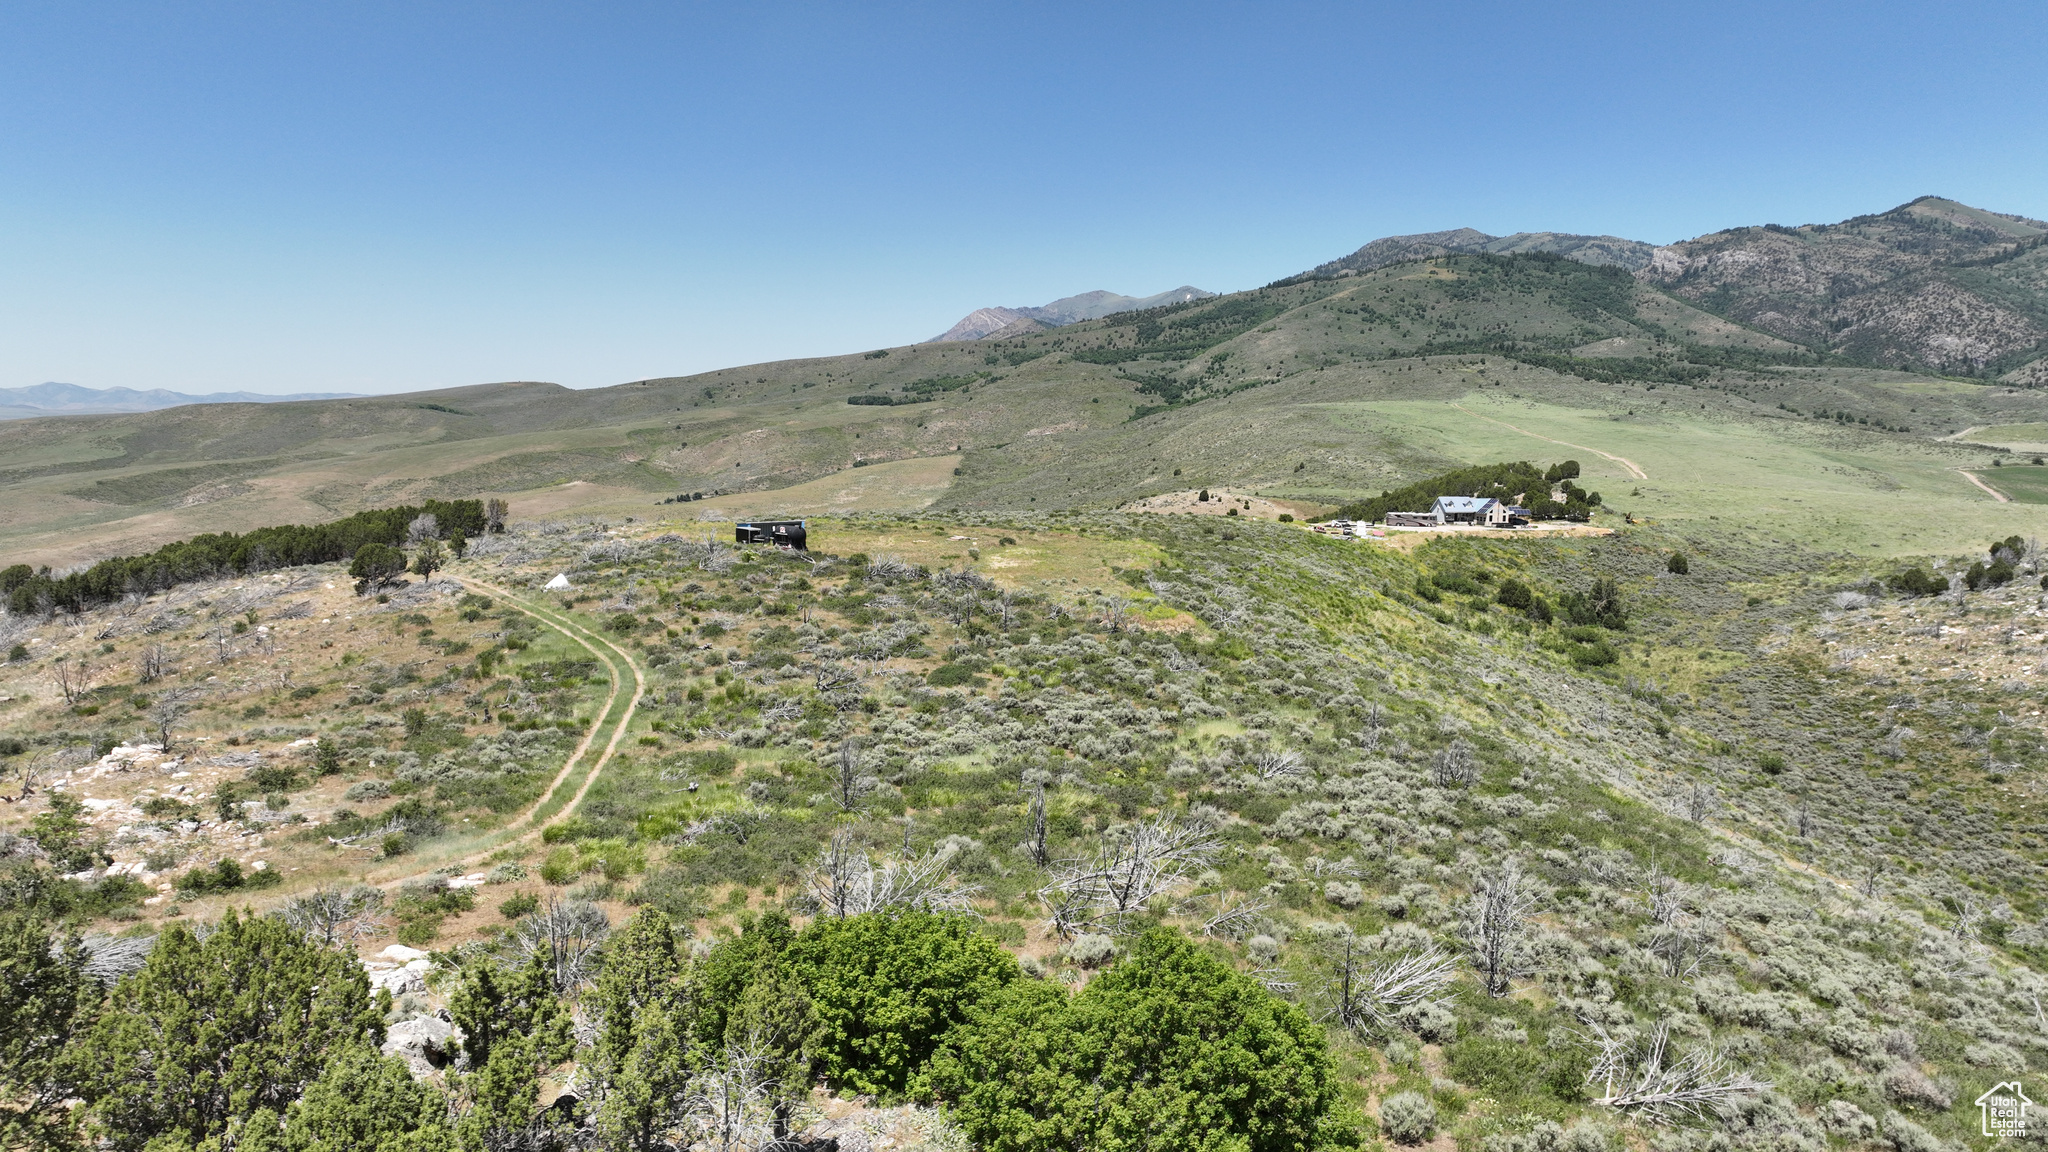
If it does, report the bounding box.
[927,286,1214,343]
[0,381,361,420]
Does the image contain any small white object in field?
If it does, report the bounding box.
[545,573,572,590]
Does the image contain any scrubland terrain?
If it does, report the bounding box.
[6,199,2048,1151]
[8,503,2048,1151]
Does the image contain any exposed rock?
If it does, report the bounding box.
[927,287,1213,343]
[381,1014,460,1079]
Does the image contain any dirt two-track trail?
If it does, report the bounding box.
[1449,402,1650,481]
[363,573,646,892]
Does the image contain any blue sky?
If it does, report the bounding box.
[3,1,2044,395]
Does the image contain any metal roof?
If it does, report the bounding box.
[1431,496,1499,513]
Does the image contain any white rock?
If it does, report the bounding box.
[446,873,488,889]
[378,944,433,963]
[382,1015,461,1079]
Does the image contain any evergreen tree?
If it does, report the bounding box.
[76,911,382,1151]
[349,544,407,596]
[692,910,796,1052]
[447,952,571,1071]
[410,538,445,583]
[446,953,574,1152]
[1,910,94,1151]
[924,927,1358,1152]
[238,1043,454,1152]
[787,909,1016,1097]
[586,909,698,1152]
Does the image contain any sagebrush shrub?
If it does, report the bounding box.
[1380,1090,1436,1145]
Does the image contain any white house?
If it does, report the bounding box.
[1430,496,1517,526]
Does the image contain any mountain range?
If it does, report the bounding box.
[1290,196,2048,378]
[926,286,1214,342]
[0,381,359,420]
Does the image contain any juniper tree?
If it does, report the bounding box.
[587,909,697,1152]
[239,1042,455,1152]
[77,912,382,1151]
[410,537,445,583]
[0,910,94,1152]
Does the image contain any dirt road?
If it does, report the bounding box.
[1449,402,1649,481]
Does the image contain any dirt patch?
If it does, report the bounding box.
[1121,488,1302,521]
[1371,523,1616,551]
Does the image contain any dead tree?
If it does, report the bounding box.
[833,738,876,812]
[1685,780,1713,824]
[1361,701,1384,752]
[683,1041,782,1152]
[1098,596,1132,634]
[1323,936,1459,1036]
[52,656,93,706]
[484,497,509,533]
[1584,1022,1770,1123]
[1249,750,1308,783]
[1039,815,1218,935]
[1464,859,1537,996]
[805,828,977,918]
[275,886,387,947]
[148,688,199,754]
[1431,738,1477,789]
[1025,783,1049,866]
[511,896,610,991]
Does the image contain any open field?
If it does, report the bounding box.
[1322,391,2046,554]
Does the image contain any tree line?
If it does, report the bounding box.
[0,900,1355,1151]
[1,499,500,616]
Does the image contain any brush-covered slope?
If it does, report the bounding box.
[1641,197,2048,377]
[1301,228,1658,278]
[6,509,2048,1150]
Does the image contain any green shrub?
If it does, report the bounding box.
[925,926,1354,1150]
[926,663,983,688]
[250,764,298,792]
[788,909,1017,1097]
[1495,579,1533,610]
[540,847,580,885]
[1666,551,1689,574]
[176,859,282,895]
[498,892,540,920]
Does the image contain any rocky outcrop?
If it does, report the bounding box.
[382,1014,460,1079]
[1637,196,2048,375]
[1304,228,1656,279]
[926,287,1213,343]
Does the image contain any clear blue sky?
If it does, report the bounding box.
[3,1,2044,395]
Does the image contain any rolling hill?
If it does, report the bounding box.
[3,198,2046,573]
